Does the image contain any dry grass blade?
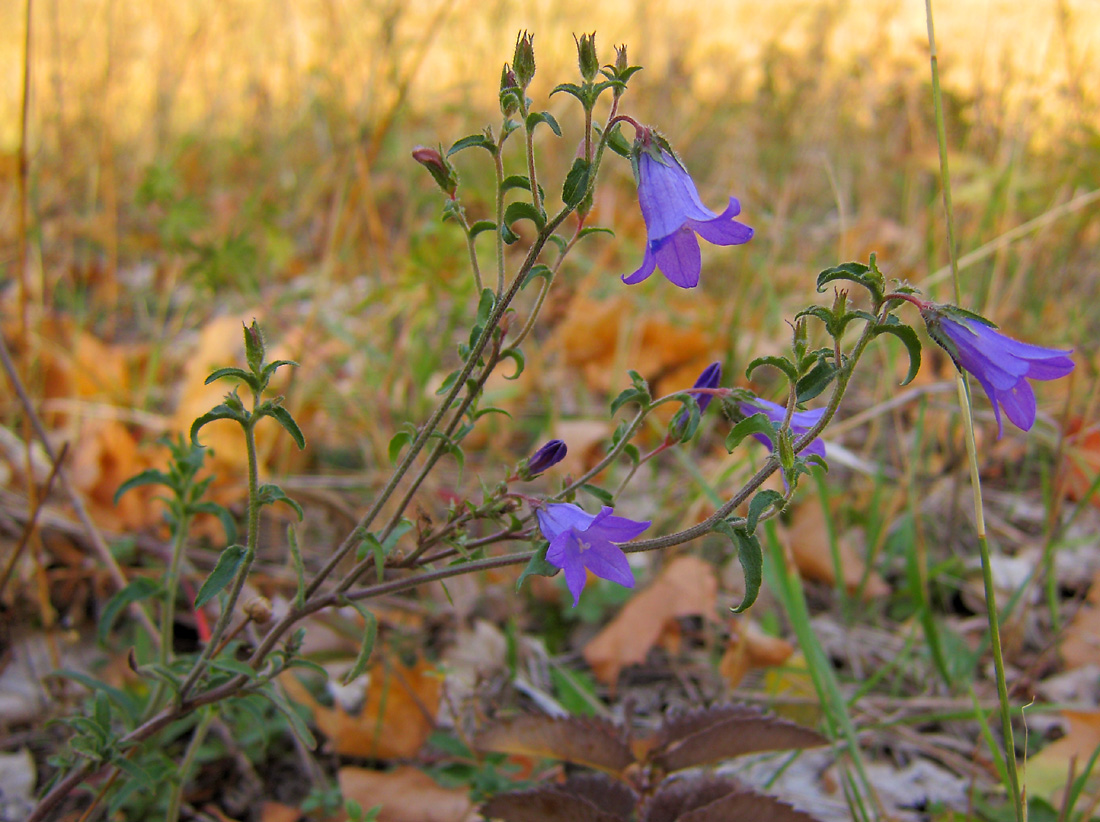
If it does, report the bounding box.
[473,715,634,775]
[650,709,827,773]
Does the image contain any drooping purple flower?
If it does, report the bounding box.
[672,361,723,434]
[920,303,1074,436]
[536,503,650,606]
[524,439,567,477]
[738,398,826,459]
[622,135,753,289]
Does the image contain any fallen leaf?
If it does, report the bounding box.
[719,618,795,689]
[583,556,718,688]
[337,766,476,822]
[1025,710,1100,806]
[1061,570,1100,669]
[259,803,301,822]
[283,652,441,759]
[783,501,889,599]
[1062,416,1100,506]
[68,419,162,530]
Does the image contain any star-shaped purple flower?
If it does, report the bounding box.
[622,136,753,289]
[535,503,650,606]
[921,304,1074,436]
[739,398,826,458]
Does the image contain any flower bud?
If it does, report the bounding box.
[244,320,265,373]
[776,427,796,475]
[244,595,273,625]
[512,30,535,89]
[522,439,567,478]
[575,32,599,82]
[411,145,457,198]
[499,65,521,116]
[615,44,629,74]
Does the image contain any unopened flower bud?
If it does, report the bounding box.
[615,44,629,74]
[500,65,521,116]
[244,595,273,625]
[776,427,796,475]
[512,30,536,89]
[244,320,265,373]
[575,32,598,82]
[522,439,567,479]
[411,145,457,198]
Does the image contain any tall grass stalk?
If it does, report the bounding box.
[924,0,1023,817]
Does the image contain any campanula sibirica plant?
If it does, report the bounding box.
[919,302,1075,435]
[671,361,723,435]
[622,131,753,289]
[536,503,650,606]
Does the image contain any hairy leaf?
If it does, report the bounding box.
[871,318,922,385]
[481,786,624,822]
[640,775,742,822]
[98,577,161,645]
[678,790,825,822]
[194,544,247,608]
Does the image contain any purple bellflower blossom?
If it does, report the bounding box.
[535,503,651,607]
[920,303,1074,436]
[523,439,567,477]
[672,361,723,434]
[622,133,753,289]
[739,398,826,459]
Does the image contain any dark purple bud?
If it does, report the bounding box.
[575,32,598,82]
[411,145,457,197]
[512,30,536,89]
[525,439,567,476]
[672,361,723,436]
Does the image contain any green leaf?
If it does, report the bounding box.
[187,501,238,545]
[580,483,613,506]
[113,469,170,504]
[503,200,546,232]
[795,359,837,403]
[872,319,922,385]
[257,682,317,749]
[746,490,785,534]
[549,82,585,102]
[516,543,559,590]
[714,521,763,612]
[469,220,497,238]
[269,405,306,450]
[725,413,776,453]
[338,598,378,685]
[745,355,799,384]
[447,133,496,157]
[499,348,524,380]
[261,359,299,381]
[194,544,247,608]
[525,110,562,137]
[815,260,885,303]
[244,321,266,374]
[98,577,162,645]
[562,158,591,207]
[388,431,412,464]
[256,483,304,520]
[521,263,553,290]
[476,288,496,325]
[435,369,461,396]
[578,226,614,239]
[288,525,306,609]
[204,366,256,387]
[190,404,247,446]
[668,394,701,442]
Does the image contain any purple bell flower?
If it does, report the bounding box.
[524,439,567,477]
[738,398,826,459]
[536,503,650,606]
[921,304,1074,436]
[622,135,753,289]
[672,361,723,434]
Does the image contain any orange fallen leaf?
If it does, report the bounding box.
[69,419,162,530]
[1061,570,1100,669]
[583,556,718,688]
[1062,416,1100,506]
[783,500,889,599]
[719,618,795,690]
[258,803,301,822]
[282,652,440,759]
[1025,710,1100,805]
[337,766,476,822]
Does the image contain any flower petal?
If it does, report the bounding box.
[1025,355,1075,381]
[688,198,754,246]
[653,228,703,289]
[581,541,635,589]
[968,321,1074,362]
[637,151,716,239]
[537,503,596,541]
[997,380,1037,433]
[622,238,658,285]
[587,507,651,543]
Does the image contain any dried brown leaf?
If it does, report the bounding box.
[677,790,824,822]
[650,708,827,773]
[639,776,742,822]
[473,715,634,775]
[480,787,625,822]
[784,502,889,599]
[337,766,475,822]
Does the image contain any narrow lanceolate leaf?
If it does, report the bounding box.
[257,682,317,749]
[261,358,299,381]
[745,355,799,385]
[713,521,762,613]
[194,544,247,608]
[288,525,306,609]
[871,318,922,385]
[815,260,885,304]
[746,490,785,534]
[113,469,170,504]
[562,158,592,207]
[649,706,827,773]
[269,405,306,449]
[525,110,562,137]
[256,483,304,520]
[794,359,837,403]
[190,404,247,446]
[98,577,162,645]
[339,599,378,686]
[447,132,497,156]
[473,715,634,775]
[204,367,256,387]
